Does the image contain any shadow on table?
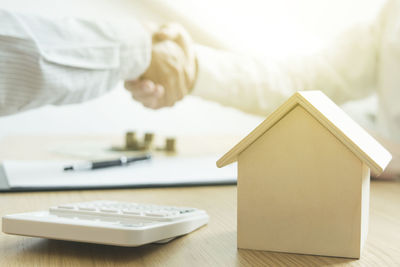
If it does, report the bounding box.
[201,230,358,266]
[236,248,357,266]
[196,227,358,266]
[6,232,359,266]
[10,238,168,264]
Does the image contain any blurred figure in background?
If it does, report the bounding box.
[126,0,400,178]
[0,1,398,178]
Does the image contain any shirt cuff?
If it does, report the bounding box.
[115,19,152,81]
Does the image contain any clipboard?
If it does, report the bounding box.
[0,156,237,192]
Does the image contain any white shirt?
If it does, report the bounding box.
[0,9,151,116]
[192,0,400,142]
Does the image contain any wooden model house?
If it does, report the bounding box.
[217,91,391,258]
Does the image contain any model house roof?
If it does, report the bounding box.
[217,91,392,175]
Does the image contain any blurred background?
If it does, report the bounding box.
[0,0,385,139]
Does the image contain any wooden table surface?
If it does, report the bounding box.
[0,135,399,266]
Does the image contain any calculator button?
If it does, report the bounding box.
[145,211,168,217]
[180,209,195,214]
[122,210,142,216]
[100,208,118,213]
[58,205,75,210]
[78,207,96,211]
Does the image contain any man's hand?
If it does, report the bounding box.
[125,23,197,109]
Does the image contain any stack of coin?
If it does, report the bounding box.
[125,131,139,150]
[143,132,154,150]
[165,138,176,152]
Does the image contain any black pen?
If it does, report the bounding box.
[63,154,151,171]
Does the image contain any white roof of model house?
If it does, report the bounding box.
[217,91,392,175]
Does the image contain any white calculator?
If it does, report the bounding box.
[2,200,209,246]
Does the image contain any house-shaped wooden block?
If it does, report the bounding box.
[217,91,391,258]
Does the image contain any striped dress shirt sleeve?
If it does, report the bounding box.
[0,9,151,116]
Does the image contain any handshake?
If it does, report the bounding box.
[125,23,197,109]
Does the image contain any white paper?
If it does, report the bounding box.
[3,156,237,188]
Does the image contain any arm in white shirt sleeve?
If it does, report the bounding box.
[0,9,151,116]
[191,10,383,116]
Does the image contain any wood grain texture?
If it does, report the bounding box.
[0,135,399,266]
